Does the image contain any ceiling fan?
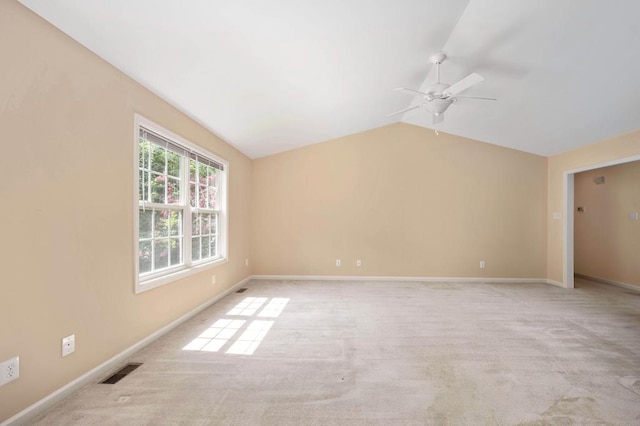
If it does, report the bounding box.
[389,52,496,124]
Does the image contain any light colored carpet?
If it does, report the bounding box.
[33,278,640,425]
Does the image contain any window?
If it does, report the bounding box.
[134,115,228,293]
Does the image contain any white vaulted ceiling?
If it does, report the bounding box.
[18,0,640,158]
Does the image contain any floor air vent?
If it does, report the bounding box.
[236,288,248,293]
[100,363,143,384]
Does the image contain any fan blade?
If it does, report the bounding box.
[387,104,421,117]
[443,73,484,97]
[433,113,444,125]
[455,96,497,101]
[395,87,429,98]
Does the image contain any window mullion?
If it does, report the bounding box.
[182,155,192,266]
[146,143,152,203]
[150,209,156,271]
[164,148,169,204]
[205,166,210,208]
[196,161,200,210]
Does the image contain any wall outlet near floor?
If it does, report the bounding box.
[245,258,249,266]
[356,259,362,267]
[336,259,341,267]
[0,356,20,386]
[211,275,217,285]
[480,261,486,269]
[62,334,75,357]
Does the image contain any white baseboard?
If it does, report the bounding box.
[2,276,251,426]
[575,273,640,292]
[251,274,549,284]
[545,279,565,288]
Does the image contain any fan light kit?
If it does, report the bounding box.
[388,52,496,124]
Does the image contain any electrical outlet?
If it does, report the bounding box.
[62,334,75,357]
[480,261,486,269]
[356,259,362,267]
[335,259,341,267]
[0,356,20,386]
[211,275,217,285]
[245,258,249,267]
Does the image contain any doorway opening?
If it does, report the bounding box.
[563,154,640,289]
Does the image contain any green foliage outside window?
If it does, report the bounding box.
[138,138,220,275]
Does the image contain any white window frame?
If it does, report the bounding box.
[133,114,229,293]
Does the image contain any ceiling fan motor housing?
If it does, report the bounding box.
[424,98,453,114]
[424,82,453,114]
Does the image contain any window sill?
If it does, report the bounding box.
[135,257,228,294]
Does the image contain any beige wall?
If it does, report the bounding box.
[574,161,640,287]
[547,131,640,285]
[0,2,252,421]
[252,123,548,278]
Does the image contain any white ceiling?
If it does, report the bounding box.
[18,0,640,158]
